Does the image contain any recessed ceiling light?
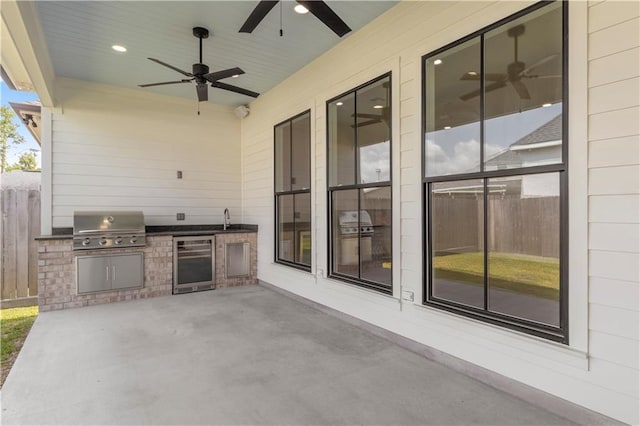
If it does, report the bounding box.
[542,103,552,107]
[112,45,127,53]
[433,59,442,65]
[444,126,451,130]
[232,74,239,78]
[467,71,478,76]
[373,105,384,109]
[336,101,343,106]
[294,4,309,14]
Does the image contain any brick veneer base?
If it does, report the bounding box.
[38,233,257,312]
[38,236,173,312]
[215,233,258,288]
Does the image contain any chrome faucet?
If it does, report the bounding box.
[223,208,231,231]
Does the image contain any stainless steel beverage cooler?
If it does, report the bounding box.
[173,236,215,294]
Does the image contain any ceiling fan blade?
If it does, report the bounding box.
[354,113,383,120]
[296,1,351,37]
[510,79,531,99]
[353,119,382,128]
[459,80,507,101]
[523,74,562,79]
[521,54,559,76]
[196,83,208,102]
[138,79,192,88]
[460,72,505,81]
[211,82,260,98]
[148,58,193,77]
[239,1,279,33]
[203,67,245,83]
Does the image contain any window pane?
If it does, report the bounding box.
[430,180,484,308]
[275,122,291,192]
[294,192,311,266]
[487,174,560,326]
[484,3,563,171]
[425,38,481,177]
[277,195,294,263]
[361,186,391,287]
[332,189,359,278]
[292,112,311,190]
[357,77,391,184]
[328,93,356,187]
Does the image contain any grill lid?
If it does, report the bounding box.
[73,211,145,235]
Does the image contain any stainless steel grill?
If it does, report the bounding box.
[338,210,373,236]
[73,211,146,250]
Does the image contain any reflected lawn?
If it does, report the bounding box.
[434,252,559,300]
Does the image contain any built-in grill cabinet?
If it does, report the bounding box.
[173,236,215,294]
[77,253,143,294]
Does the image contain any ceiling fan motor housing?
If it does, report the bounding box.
[192,63,209,76]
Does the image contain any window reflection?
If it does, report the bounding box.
[361,187,392,286]
[484,3,563,170]
[431,180,484,308]
[425,38,481,177]
[328,93,356,186]
[275,122,291,192]
[357,78,390,183]
[278,195,294,263]
[294,193,311,266]
[292,114,311,190]
[487,174,560,326]
[332,189,359,279]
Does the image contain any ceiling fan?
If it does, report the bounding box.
[459,24,559,102]
[240,0,351,37]
[139,27,259,102]
[353,81,390,128]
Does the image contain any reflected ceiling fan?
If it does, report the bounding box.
[353,82,390,128]
[139,27,259,102]
[240,0,351,37]
[459,24,560,101]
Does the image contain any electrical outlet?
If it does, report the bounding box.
[177,171,183,179]
[177,213,185,221]
[402,290,414,302]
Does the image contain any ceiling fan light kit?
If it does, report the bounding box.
[138,26,260,104]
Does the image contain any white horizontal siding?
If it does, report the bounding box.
[50,78,241,227]
[587,6,640,421]
[238,1,639,423]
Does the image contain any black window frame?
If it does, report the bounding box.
[421,1,569,343]
[326,72,393,295]
[274,109,312,272]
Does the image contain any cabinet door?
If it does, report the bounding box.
[225,242,250,278]
[111,253,144,290]
[77,256,111,294]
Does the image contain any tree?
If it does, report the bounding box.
[1,106,26,173]
[6,152,40,172]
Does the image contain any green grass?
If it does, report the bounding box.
[1,306,38,387]
[434,252,560,300]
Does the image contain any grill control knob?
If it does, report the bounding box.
[82,238,91,246]
[98,238,108,246]
[114,237,123,245]
[130,236,137,244]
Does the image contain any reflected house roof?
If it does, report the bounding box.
[484,113,562,169]
[510,114,562,148]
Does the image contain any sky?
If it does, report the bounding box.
[1,79,41,168]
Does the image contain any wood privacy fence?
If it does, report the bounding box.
[432,195,559,258]
[1,188,40,306]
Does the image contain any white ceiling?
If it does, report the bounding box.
[35,1,398,106]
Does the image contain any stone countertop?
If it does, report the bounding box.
[36,224,258,240]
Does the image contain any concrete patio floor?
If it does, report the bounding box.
[1,285,576,425]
